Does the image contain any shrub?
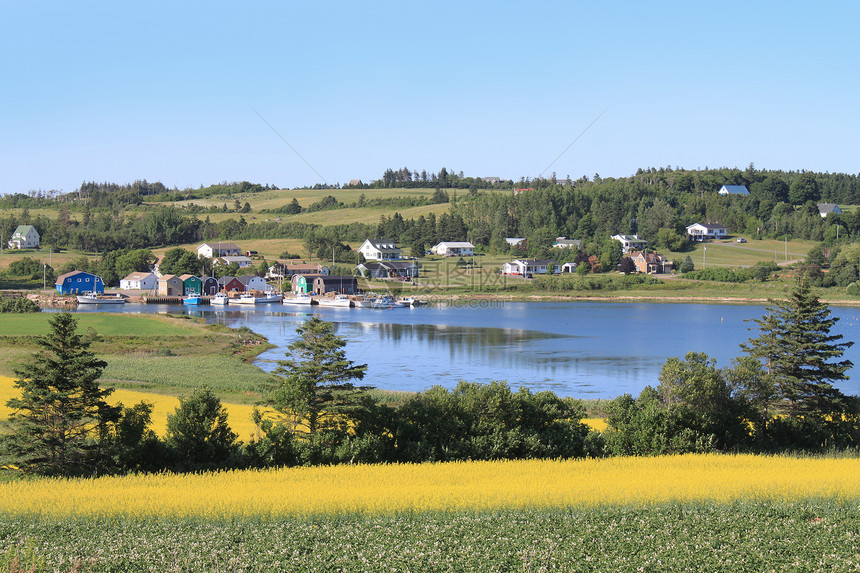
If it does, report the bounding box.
[0,296,40,313]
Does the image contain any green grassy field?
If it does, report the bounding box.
[0,313,201,337]
[666,238,816,268]
[0,314,274,402]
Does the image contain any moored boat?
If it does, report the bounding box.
[182,295,203,305]
[283,293,314,306]
[317,294,353,307]
[210,293,229,306]
[76,293,126,305]
[255,293,283,303]
[233,293,258,305]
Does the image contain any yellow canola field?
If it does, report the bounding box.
[2,454,859,519]
[0,376,265,441]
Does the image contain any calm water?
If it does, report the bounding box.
[68,301,860,399]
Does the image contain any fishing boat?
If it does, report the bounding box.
[210,293,229,306]
[397,296,422,307]
[233,293,258,305]
[282,293,314,306]
[255,292,283,303]
[76,293,126,305]
[182,295,203,305]
[370,296,399,309]
[317,294,353,308]
[351,296,376,309]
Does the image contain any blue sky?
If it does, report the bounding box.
[2,1,858,194]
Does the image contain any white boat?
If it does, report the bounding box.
[76,293,126,305]
[255,293,283,303]
[210,293,229,306]
[233,293,258,305]
[396,297,421,307]
[370,296,398,309]
[352,296,376,309]
[317,294,353,308]
[283,293,314,306]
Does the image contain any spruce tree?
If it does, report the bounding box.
[4,312,119,475]
[741,277,853,418]
[272,317,368,439]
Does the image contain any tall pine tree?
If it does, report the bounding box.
[741,276,853,418]
[4,312,119,475]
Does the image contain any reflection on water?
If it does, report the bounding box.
[58,301,860,399]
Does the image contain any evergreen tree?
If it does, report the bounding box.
[4,312,118,475]
[272,317,368,439]
[166,386,238,470]
[679,255,695,273]
[741,276,853,418]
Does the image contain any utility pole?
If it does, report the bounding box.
[703,245,706,269]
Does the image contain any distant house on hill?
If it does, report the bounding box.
[553,237,581,249]
[358,239,404,261]
[686,223,728,242]
[482,177,501,185]
[268,262,329,279]
[197,242,242,258]
[431,241,475,257]
[611,234,647,254]
[217,255,254,269]
[7,225,39,249]
[502,259,558,276]
[356,261,419,279]
[817,203,842,218]
[718,185,749,196]
[348,179,363,187]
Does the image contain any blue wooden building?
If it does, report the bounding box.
[55,271,104,295]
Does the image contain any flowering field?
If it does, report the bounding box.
[2,455,859,519]
[0,376,266,441]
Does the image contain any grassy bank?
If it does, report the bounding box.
[0,314,275,403]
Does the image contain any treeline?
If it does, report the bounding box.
[344,166,513,190]
[454,167,860,255]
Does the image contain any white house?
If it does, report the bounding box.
[357,239,404,261]
[268,262,329,279]
[7,225,39,249]
[119,271,157,290]
[431,241,475,257]
[611,234,647,254]
[817,203,842,218]
[356,260,420,279]
[197,242,242,259]
[553,237,581,249]
[686,223,728,242]
[217,255,254,269]
[502,259,558,276]
[238,275,271,292]
[718,185,749,196]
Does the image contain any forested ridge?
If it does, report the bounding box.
[2,166,859,260]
